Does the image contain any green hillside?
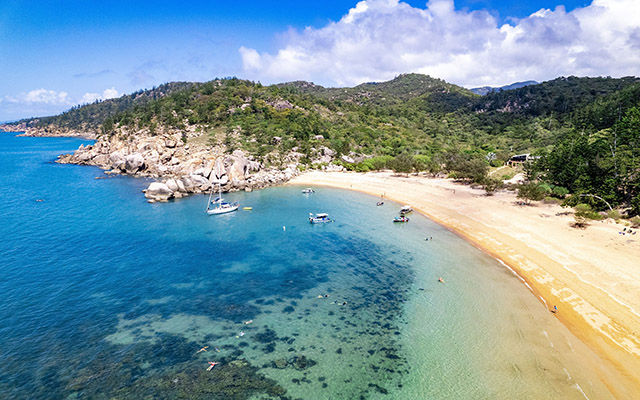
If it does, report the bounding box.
[12,74,640,214]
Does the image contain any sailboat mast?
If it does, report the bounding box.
[206,188,214,211]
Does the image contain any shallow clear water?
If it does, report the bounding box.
[0,133,614,399]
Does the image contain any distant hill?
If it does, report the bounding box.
[474,76,640,117]
[279,73,476,105]
[471,81,538,95]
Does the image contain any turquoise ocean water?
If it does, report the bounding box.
[0,133,615,399]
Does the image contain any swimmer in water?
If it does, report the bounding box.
[196,346,209,353]
[207,362,219,371]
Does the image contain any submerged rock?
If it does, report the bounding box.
[273,358,288,369]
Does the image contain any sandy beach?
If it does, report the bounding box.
[289,170,640,397]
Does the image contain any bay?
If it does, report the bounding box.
[0,132,612,399]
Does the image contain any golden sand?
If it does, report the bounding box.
[289,171,640,397]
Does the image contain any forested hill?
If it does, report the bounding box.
[17,74,639,152]
[10,73,640,214]
[475,76,640,118]
[21,82,195,131]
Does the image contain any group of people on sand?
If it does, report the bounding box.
[619,227,636,235]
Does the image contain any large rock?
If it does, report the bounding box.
[109,151,125,169]
[190,174,209,187]
[202,159,215,179]
[76,150,94,162]
[144,182,174,201]
[341,155,355,164]
[181,177,194,191]
[213,158,225,179]
[92,154,109,166]
[321,147,335,157]
[227,151,250,182]
[125,153,145,173]
[165,178,179,192]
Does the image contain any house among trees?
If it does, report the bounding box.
[506,153,536,166]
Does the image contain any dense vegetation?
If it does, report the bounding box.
[16,74,640,215]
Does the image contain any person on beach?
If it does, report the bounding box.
[551,305,558,313]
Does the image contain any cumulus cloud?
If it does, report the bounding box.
[0,87,120,121]
[239,0,640,87]
[4,89,72,105]
[80,87,119,104]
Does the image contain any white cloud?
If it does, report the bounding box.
[239,0,640,87]
[4,89,72,105]
[80,87,119,104]
[0,87,120,121]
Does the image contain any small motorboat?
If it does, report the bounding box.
[302,188,315,194]
[393,216,409,223]
[309,213,332,223]
[400,205,413,215]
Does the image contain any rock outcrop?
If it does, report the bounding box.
[56,130,303,202]
[3,122,347,201]
[144,182,174,202]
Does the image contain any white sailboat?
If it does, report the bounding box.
[206,184,239,215]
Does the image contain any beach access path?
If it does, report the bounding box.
[289,170,640,396]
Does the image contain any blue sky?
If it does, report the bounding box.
[0,0,636,121]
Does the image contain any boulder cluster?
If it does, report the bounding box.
[56,132,302,202]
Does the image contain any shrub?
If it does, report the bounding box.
[543,196,562,205]
[606,209,621,221]
[388,153,415,174]
[517,182,548,204]
[630,216,640,228]
[574,204,603,221]
[353,155,394,172]
[482,178,503,196]
[551,186,569,198]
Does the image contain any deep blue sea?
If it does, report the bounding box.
[0,133,615,399]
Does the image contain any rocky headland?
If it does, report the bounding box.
[2,122,349,202]
[0,122,97,139]
[49,126,349,202]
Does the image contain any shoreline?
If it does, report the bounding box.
[288,170,640,397]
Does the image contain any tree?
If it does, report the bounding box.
[388,153,415,174]
[482,178,502,196]
[517,182,548,204]
[413,155,431,174]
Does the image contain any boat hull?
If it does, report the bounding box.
[310,219,332,223]
[207,204,239,215]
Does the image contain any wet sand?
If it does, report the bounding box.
[289,171,640,397]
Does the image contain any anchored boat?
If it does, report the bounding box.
[206,184,239,215]
[309,213,332,223]
[400,205,413,215]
